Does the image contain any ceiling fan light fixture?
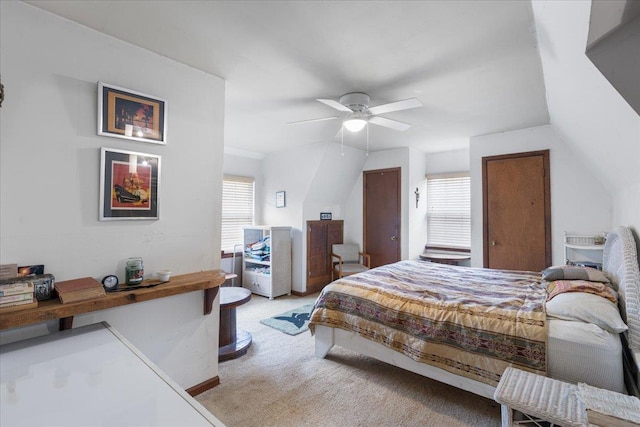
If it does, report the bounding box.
[343,118,367,132]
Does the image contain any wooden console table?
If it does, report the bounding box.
[0,270,225,331]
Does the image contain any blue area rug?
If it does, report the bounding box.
[260,304,314,336]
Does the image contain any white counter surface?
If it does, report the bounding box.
[1,322,224,427]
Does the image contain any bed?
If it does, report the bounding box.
[309,226,640,399]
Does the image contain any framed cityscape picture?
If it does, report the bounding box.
[99,147,161,221]
[98,82,167,144]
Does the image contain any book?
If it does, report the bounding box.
[0,263,18,280]
[0,281,35,297]
[55,277,106,304]
[0,299,38,313]
[0,293,34,304]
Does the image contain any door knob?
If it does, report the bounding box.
[391,236,397,241]
[491,240,496,246]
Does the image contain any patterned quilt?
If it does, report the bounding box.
[309,260,547,386]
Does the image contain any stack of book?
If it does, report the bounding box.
[0,280,37,313]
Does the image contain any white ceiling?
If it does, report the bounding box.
[26,0,549,156]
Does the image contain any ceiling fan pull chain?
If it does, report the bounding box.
[341,126,344,156]
[366,122,369,156]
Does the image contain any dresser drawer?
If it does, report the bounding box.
[242,271,272,297]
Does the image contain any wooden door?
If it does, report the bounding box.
[363,168,401,268]
[483,150,551,271]
[306,220,343,293]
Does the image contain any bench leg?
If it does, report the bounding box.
[501,404,513,427]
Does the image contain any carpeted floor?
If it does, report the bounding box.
[195,291,501,426]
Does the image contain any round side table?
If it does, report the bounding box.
[218,287,252,362]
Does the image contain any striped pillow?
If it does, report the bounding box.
[542,265,609,283]
[546,280,617,303]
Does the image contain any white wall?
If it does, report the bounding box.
[408,147,428,259]
[235,143,431,294]
[0,2,225,389]
[425,148,470,174]
[261,141,366,293]
[304,142,367,223]
[531,0,640,235]
[220,152,264,282]
[223,152,264,226]
[470,125,612,268]
[344,147,418,260]
[262,142,325,291]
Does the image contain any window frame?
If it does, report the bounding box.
[426,172,471,251]
[221,175,255,255]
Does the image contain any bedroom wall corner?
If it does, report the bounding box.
[531,0,640,239]
[258,141,366,294]
[408,147,428,259]
[344,147,411,260]
[613,183,640,237]
[469,125,612,268]
[261,142,326,293]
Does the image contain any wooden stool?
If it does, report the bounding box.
[218,287,252,362]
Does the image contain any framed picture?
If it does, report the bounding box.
[100,148,160,221]
[276,191,286,208]
[98,82,167,144]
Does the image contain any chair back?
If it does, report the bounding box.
[332,243,360,263]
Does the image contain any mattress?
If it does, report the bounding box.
[547,318,624,393]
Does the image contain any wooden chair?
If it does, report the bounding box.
[331,243,371,281]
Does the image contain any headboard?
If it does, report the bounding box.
[603,226,640,352]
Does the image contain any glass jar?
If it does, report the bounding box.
[126,257,144,285]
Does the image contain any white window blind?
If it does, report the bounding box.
[426,173,470,249]
[221,175,254,252]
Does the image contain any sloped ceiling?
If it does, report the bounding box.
[586,0,640,116]
[24,0,548,155]
[531,0,640,197]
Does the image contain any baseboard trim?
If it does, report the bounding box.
[186,376,220,396]
[291,289,316,297]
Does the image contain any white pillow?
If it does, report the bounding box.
[546,292,628,334]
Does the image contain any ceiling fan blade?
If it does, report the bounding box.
[317,98,354,113]
[288,116,340,125]
[367,97,423,115]
[369,116,412,132]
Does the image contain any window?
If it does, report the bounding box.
[426,172,470,249]
[221,175,254,253]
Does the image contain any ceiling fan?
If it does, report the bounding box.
[288,92,423,133]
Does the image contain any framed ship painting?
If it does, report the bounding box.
[100,148,160,221]
[98,82,167,145]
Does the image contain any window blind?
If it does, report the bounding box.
[426,173,470,249]
[221,175,254,252]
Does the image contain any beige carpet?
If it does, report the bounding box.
[196,291,501,426]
